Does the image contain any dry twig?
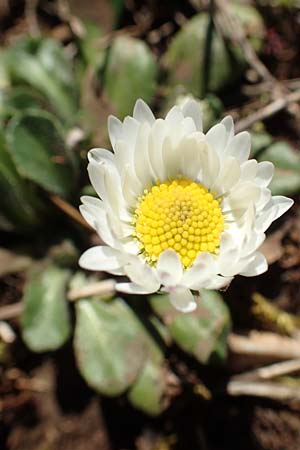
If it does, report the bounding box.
[228,331,300,360]
[67,279,116,301]
[214,0,277,86]
[0,302,23,321]
[227,379,300,401]
[211,0,300,129]
[50,195,93,230]
[235,89,300,132]
[233,359,300,382]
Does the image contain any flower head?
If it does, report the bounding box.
[79,99,293,312]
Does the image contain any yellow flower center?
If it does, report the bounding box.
[133,178,225,268]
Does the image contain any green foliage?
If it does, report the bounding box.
[128,356,167,416]
[21,264,71,352]
[74,298,148,396]
[151,290,231,364]
[164,4,265,97]
[0,87,46,120]
[79,21,104,68]
[103,35,157,118]
[128,314,169,415]
[74,296,171,415]
[2,37,78,124]
[6,111,74,198]
[0,131,42,230]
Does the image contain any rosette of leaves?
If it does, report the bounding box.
[20,264,231,415]
[0,37,81,232]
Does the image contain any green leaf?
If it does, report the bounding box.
[3,38,78,124]
[21,264,71,352]
[74,298,149,396]
[79,21,105,68]
[6,110,74,197]
[0,131,41,230]
[0,87,46,121]
[110,0,124,27]
[150,290,231,364]
[104,36,157,118]
[164,4,264,96]
[128,356,167,416]
[128,315,170,416]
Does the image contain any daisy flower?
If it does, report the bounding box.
[79,99,293,312]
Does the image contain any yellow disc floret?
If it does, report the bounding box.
[133,178,225,268]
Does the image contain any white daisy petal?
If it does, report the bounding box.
[179,135,203,180]
[239,252,268,276]
[181,99,203,131]
[122,116,140,148]
[183,252,217,289]
[165,106,184,126]
[199,139,220,188]
[108,115,122,149]
[227,182,260,213]
[177,117,197,142]
[205,275,233,290]
[256,161,274,187]
[206,123,227,156]
[116,282,156,295]
[226,131,251,163]
[134,122,153,185]
[162,136,178,179]
[88,160,130,222]
[133,98,155,124]
[212,156,240,193]
[169,287,197,313]
[256,196,293,232]
[124,258,160,291]
[148,119,167,180]
[79,246,126,271]
[270,196,294,221]
[157,250,183,287]
[240,160,258,181]
[80,197,121,247]
[221,115,234,140]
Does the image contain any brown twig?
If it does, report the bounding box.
[67,279,116,301]
[25,0,40,36]
[0,302,23,321]
[233,359,300,382]
[227,379,300,401]
[228,331,300,360]
[50,195,93,231]
[212,0,300,128]
[214,0,277,86]
[235,89,300,132]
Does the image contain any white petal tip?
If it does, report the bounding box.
[169,288,197,313]
[133,99,155,124]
